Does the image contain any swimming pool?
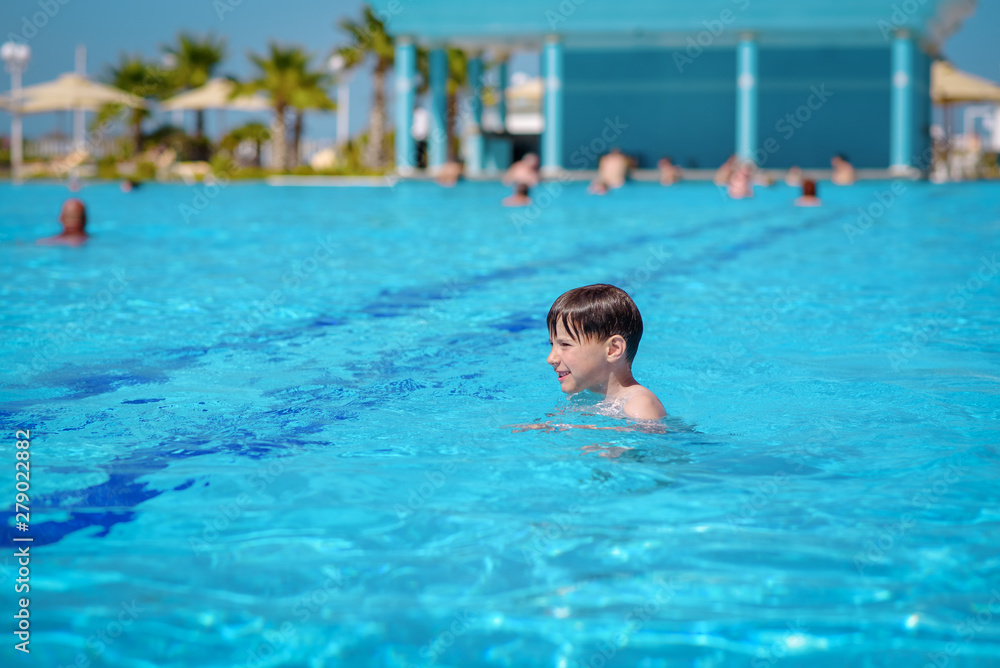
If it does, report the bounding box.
[1,179,998,667]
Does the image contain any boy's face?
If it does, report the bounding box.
[546,318,613,395]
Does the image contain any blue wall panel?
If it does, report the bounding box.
[563,49,736,170]
[756,47,891,168]
[912,48,933,168]
[563,46,902,170]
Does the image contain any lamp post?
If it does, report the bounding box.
[74,44,86,152]
[161,53,183,128]
[2,41,31,182]
[328,54,353,147]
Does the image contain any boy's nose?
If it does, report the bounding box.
[546,347,558,367]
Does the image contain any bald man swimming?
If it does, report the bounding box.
[38,199,89,246]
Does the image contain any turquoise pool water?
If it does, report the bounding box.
[1,179,998,667]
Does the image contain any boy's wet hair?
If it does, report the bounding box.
[547,284,643,363]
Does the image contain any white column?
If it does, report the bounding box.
[2,41,31,183]
[735,35,758,163]
[890,31,915,173]
[541,37,564,175]
[394,38,417,174]
[74,44,86,152]
[11,67,23,181]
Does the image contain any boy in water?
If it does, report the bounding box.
[546,284,666,420]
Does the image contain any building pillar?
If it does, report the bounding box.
[428,46,448,172]
[541,37,564,175]
[465,53,485,176]
[73,45,87,152]
[10,68,24,183]
[496,57,508,131]
[394,38,416,174]
[890,31,915,173]
[735,35,758,163]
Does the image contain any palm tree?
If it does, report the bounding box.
[336,4,395,169]
[220,122,270,167]
[163,33,226,138]
[414,47,471,162]
[240,44,313,172]
[105,55,172,155]
[445,48,469,161]
[289,68,335,167]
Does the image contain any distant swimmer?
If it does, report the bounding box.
[714,154,737,186]
[794,179,821,207]
[727,162,755,199]
[503,153,540,188]
[502,183,532,207]
[436,160,463,187]
[38,198,89,246]
[657,156,682,186]
[597,148,629,189]
[832,154,855,185]
[785,166,803,187]
[502,153,540,204]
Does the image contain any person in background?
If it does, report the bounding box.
[38,199,89,246]
[794,179,821,207]
[503,153,540,189]
[714,154,737,186]
[598,148,629,189]
[436,159,463,187]
[785,166,803,187]
[502,153,540,202]
[657,157,682,186]
[727,162,755,199]
[502,183,532,207]
[831,154,856,185]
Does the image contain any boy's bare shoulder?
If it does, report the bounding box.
[624,386,667,420]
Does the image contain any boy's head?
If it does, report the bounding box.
[546,285,643,393]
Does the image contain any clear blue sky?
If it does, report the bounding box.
[1,0,997,140]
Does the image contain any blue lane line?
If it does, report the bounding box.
[1,209,845,548]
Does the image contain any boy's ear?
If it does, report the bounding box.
[606,335,627,361]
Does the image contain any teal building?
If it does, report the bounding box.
[378,0,976,175]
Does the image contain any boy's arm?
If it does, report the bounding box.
[508,422,627,433]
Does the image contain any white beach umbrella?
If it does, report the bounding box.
[0,72,146,113]
[932,61,1000,104]
[160,78,270,112]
